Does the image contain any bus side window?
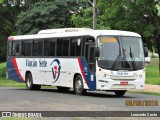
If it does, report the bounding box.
[21,41,25,56]
[11,41,20,56]
[57,39,63,56]
[33,40,38,56]
[22,41,32,56]
[63,39,69,56]
[44,39,50,56]
[70,38,82,56]
[44,39,56,56]
[8,41,12,56]
[33,40,43,56]
[50,40,56,56]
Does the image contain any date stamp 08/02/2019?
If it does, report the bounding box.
[125,100,158,106]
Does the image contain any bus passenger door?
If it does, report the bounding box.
[85,43,95,73]
[84,43,97,90]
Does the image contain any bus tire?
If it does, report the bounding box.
[26,73,41,90]
[114,90,126,97]
[57,86,70,91]
[74,75,86,95]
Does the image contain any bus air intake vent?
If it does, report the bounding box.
[110,76,136,80]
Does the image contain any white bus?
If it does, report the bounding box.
[6,28,148,96]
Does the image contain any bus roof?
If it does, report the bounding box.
[8,28,141,40]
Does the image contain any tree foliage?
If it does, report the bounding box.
[0,0,26,62]
[15,0,88,35]
[72,7,93,28]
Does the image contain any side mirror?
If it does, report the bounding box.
[143,43,148,57]
[95,47,100,57]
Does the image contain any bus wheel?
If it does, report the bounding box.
[57,86,70,91]
[26,73,41,90]
[114,90,126,97]
[74,75,86,95]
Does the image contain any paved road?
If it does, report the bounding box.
[0,87,159,111]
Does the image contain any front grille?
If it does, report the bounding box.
[111,76,136,80]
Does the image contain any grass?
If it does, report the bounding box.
[145,58,160,85]
[0,77,26,87]
[0,62,6,77]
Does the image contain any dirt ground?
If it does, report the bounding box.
[129,84,160,93]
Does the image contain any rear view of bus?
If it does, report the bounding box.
[96,33,148,96]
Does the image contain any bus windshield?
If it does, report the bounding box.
[98,36,145,70]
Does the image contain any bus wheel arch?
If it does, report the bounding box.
[25,71,41,90]
[73,74,86,95]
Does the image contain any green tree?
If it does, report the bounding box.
[71,0,110,29]
[72,7,93,28]
[15,0,88,35]
[0,0,3,4]
[0,0,25,62]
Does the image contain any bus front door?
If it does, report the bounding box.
[85,44,95,72]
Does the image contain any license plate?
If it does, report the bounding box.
[120,82,128,85]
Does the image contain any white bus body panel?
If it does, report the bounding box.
[15,58,89,89]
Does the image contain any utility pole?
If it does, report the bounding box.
[93,0,97,30]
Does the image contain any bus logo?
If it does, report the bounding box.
[50,59,61,83]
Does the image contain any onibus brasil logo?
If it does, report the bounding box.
[50,59,61,83]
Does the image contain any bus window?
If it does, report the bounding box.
[57,39,63,56]
[44,39,56,56]
[11,41,21,56]
[44,40,50,56]
[63,40,69,56]
[32,40,43,56]
[56,38,70,57]
[22,41,32,56]
[8,41,12,56]
[70,38,82,56]
[32,41,38,56]
[50,40,56,56]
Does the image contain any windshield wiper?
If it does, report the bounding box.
[130,46,137,70]
[111,54,121,70]
[112,38,121,70]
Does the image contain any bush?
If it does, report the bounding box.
[0,62,6,77]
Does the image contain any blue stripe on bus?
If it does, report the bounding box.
[7,57,24,83]
[79,57,96,91]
